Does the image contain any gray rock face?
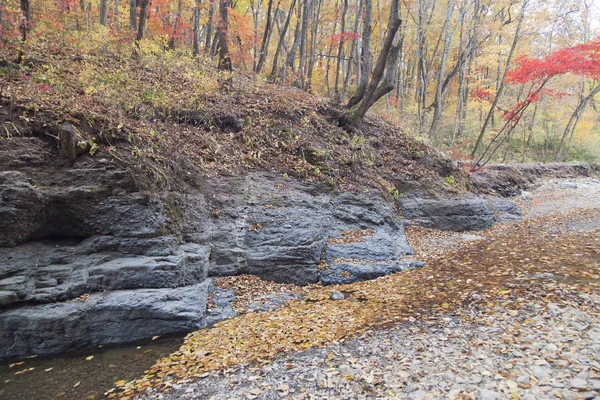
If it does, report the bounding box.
[206,285,237,325]
[398,197,496,231]
[204,177,414,286]
[0,239,209,305]
[489,197,521,223]
[0,281,210,360]
[204,176,332,285]
[318,193,414,285]
[0,136,423,359]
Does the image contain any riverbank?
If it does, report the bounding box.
[127,176,600,399]
[1,176,598,399]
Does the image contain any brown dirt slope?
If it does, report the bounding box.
[0,54,462,197]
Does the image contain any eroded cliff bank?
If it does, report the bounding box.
[0,104,595,360]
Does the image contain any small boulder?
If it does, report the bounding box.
[330,290,345,300]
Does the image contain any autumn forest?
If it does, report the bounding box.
[1,0,599,162]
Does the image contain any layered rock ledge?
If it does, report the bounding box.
[1,136,416,359]
[1,134,591,360]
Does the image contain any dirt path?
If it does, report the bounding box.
[114,177,600,400]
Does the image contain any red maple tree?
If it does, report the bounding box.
[475,37,600,167]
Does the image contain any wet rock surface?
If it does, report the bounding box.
[0,281,210,361]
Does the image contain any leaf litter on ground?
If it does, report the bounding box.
[113,187,600,399]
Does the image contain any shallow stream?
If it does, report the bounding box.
[0,335,183,400]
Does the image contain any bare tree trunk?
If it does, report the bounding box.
[333,0,348,101]
[452,3,468,146]
[0,0,6,40]
[135,0,149,42]
[99,0,108,25]
[555,82,600,161]
[427,0,457,138]
[471,0,529,157]
[283,5,302,77]
[324,0,340,95]
[269,0,296,81]
[525,102,538,148]
[249,0,261,71]
[115,0,120,30]
[20,0,30,42]
[416,0,428,133]
[340,0,402,128]
[204,0,215,53]
[297,0,311,83]
[216,0,232,72]
[565,109,584,159]
[255,0,277,74]
[168,0,183,49]
[129,0,137,30]
[376,0,389,111]
[342,0,362,99]
[346,0,371,108]
[305,0,321,91]
[193,0,201,55]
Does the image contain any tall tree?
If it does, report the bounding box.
[346,0,371,108]
[297,0,312,82]
[340,0,402,128]
[555,82,600,160]
[20,0,30,42]
[129,0,137,30]
[283,4,302,78]
[269,0,297,81]
[193,0,202,55]
[427,0,456,137]
[342,0,362,99]
[471,0,529,157]
[99,0,108,25]
[216,0,232,72]
[333,0,348,101]
[115,0,120,30]
[135,0,149,42]
[255,0,277,74]
[305,0,322,90]
[204,0,215,53]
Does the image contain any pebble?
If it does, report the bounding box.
[329,291,345,301]
[570,378,590,390]
[476,389,503,400]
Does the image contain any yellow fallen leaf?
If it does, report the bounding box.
[73,381,81,388]
[45,368,53,372]
[85,355,94,361]
[9,361,24,368]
